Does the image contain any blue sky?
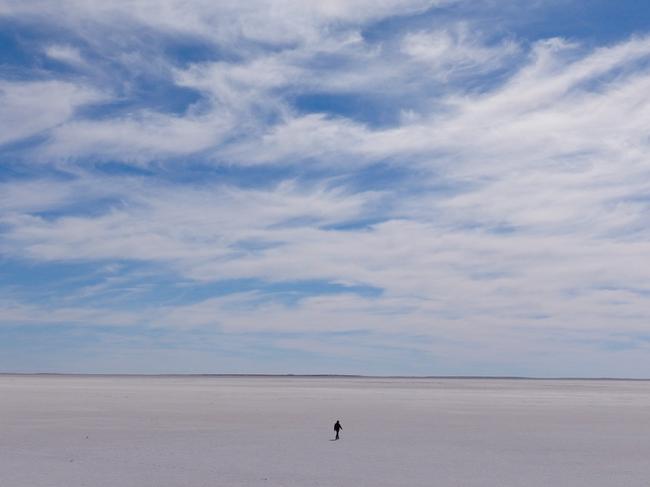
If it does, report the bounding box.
[2,0,650,376]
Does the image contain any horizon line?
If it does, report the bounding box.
[2,373,650,381]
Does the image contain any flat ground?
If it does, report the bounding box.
[2,375,650,486]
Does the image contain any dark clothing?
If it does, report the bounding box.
[334,421,342,440]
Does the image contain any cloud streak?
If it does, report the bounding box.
[2,0,650,375]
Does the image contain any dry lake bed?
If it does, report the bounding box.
[2,375,650,486]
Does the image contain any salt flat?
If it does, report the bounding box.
[2,376,650,486]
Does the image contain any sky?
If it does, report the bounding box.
[1,0,650,376]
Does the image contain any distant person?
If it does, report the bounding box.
[334,420,342,440]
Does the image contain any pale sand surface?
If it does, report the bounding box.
[2,376,650,486]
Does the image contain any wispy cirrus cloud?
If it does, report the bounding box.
[0,80,104,146]
[43,44,85,65]
[2,0,650,375]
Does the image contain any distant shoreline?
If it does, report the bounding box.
[2,373,650,381]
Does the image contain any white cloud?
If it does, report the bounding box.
[401,24,520,79]
[0,80,103,146]
[3,1,650,373]
[41,111,232,163]
[44,44,85,65]
[3,171,650,341]
[221,114,370,166]
[0,1,528,168]
[0,299,141,327]
[0,178,381,269]
[5,29,650,342]
[0,0,443,46]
